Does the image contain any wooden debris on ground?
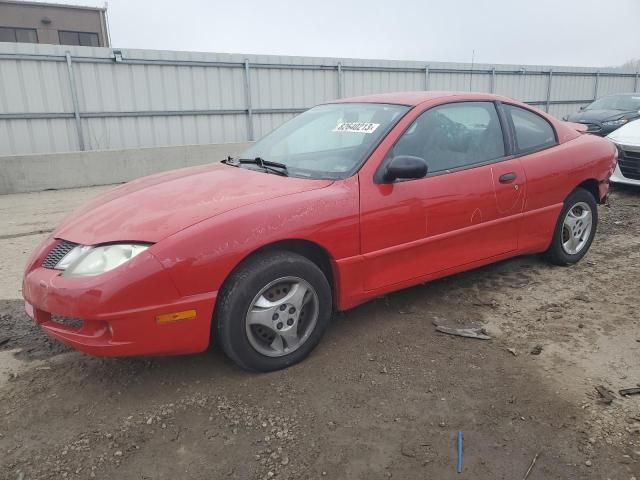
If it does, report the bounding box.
[522,451,541,480]
[619,386,640,397]
[432,319,491,340]
[594,385,616,404]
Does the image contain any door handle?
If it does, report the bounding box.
[499,172,517,184]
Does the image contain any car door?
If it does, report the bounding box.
[501,103,564,252]
[359,101,525,291]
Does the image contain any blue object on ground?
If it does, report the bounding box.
[457,431,463,473]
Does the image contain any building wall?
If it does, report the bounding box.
[0,42,638,156]
[0,0,108,47]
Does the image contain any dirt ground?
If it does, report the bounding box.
[0,184,639,480]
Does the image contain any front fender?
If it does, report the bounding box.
[152,176,360,300]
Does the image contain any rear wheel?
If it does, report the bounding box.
[215,251,332,372]
[545,188,597,265]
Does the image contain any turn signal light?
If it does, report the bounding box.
[156,309,197,324]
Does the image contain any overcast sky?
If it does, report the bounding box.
[46,0,640,67]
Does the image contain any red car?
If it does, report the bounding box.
[23,92,616,371]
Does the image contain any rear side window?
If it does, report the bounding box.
[506,105,556,153]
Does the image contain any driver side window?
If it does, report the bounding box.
[392,102,505,174]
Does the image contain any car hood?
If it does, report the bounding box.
[54,163,333,245]
[607,119,640,146]
[567,109,635,123]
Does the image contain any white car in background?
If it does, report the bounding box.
[608,119,640,186]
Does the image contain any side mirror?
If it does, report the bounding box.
[384,155,428,182]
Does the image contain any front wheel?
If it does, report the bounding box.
[215,251,332,372]
[544,188,598,266]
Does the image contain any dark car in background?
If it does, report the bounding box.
[564,93,640,136]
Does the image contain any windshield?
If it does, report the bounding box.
[586,94,640,112]
[238,103,410,179]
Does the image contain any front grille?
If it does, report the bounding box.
[619,148,640,181]
[42,240,78,269]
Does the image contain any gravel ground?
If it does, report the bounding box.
[0,184,639,480]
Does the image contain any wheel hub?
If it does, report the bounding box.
[245,277,319,358]
[561,201,593,255]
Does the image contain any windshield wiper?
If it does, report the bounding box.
[224,156,289,176]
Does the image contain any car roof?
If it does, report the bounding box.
[331,91,512,107]
[330,90,581,145]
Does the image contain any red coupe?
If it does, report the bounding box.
[23,92,617,371]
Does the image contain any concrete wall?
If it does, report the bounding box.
[0,142,251,195]
[0,0,108,46]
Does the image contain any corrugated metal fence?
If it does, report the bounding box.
[1,42,639,156]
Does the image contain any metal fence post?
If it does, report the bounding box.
[337,62,343,98]
[243,59,254,141]
[545,69,553,113]
[64,52,85,151]
[424,65,430,91]
[593,70,600,100]
[490,67,496,93]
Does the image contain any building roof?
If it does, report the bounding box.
[0,0,106,12]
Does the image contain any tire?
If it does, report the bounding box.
[544,188,598,266]
[214,251,332,372]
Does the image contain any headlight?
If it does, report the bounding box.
[56,244,92,270]
[602,118,628,127]
[60,244,151,277]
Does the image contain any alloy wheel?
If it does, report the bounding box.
[561,201,593,255]
[245,276,319,357]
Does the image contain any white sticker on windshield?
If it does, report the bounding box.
[333,122,380,134]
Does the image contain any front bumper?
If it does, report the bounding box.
[22,245,216,357]
[610,163,640,186]
[593,125,620,137]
